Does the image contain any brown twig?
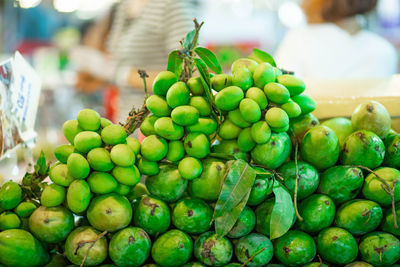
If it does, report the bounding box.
[293,139,303,221]
[138,69,149,98]
[78,230,108,267]
[344,165,398,229]
[241,247,266,267]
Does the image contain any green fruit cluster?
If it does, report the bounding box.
[1,42,400,267]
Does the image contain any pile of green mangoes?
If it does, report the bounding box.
[0,53,400,267]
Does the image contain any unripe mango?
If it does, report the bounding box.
[264,82,290,104]
[67,180,91,214]
[101,124,127,145]
[232,68,253,91]
[215,86,244,111]
[67,153,90,179]
[292,94,316,115]
[239,98,261,123]
[62,120,82,144]
[54,145,75,164]
[154,117,184,140]
[41,184,65,207]
[211,74,232,92]
[186,118,218,135]
[238,128,256,152]
[152,71,178,96]
[112,166,141,186]
[253,63,275,88]
[166,81,190,108]
[49,163,75,187]
[77,109,101,131]
[251,121,271,144]
[137,157,159,176]
[219,119,242,140]
[276,75,305,96]
[281,100,302,118]
[178,157,203,180]
[190,96,212,116]
[187,77,205,96]
[111,144,136,166]
[167,141,185,162]
[228,109,251,128]
[231,58,258,74]
[140,135,168,161]
[265,107,289,129]
[146,95,171,117]
[87,172,118,194]
[140,115,159,136]
[171,105,199,126]
[246,87,268,109]
[74,131,102,153]
[184,133,210,159]
[87,147,114,172]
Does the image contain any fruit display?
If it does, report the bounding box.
[1,21,400,267]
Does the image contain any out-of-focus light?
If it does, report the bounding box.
[76,0,117,20]
[19,0,41,9]
[53,0,79,13]
[232,0,253,19]
[377,0,400,27]
[278,1,306,28]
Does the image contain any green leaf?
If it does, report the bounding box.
[249,48,277,67]
[167,50,183,78]
[183,30,196,50]
[213,159,256,238]
[34,151,48,177]
[270,180,295,239]
[194,47,223,74]
[215,190,251,237]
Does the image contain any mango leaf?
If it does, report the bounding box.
[194,47,222,74]
[34,150,48,177]
[183,29,196,50]
[194,58,221,124]
[270,180,295,239]
[167,50,183,78]
[249,48,276,67]
[215,190,251,237]
[213,159,256,219]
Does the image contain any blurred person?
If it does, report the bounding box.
[71,0,196,121]
[275,0,398,79]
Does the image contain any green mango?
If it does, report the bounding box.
[73,131,102,153]
[251,132,291,169]
[0,229,50,267]
[152,71,178,96]
[87,172,118,194]
[186,118,217,135]
[278,161,319,200]
[228,109,251,128]
[0,181,22,210]
[112,166,141,186]
[166,140,185,162]
[152,230,193,267]
[40,183,65,207]
[146,164,188,203]
[247,178,272,206]
[65,226,107,266]
[359,232,400,266]
[171,105,199,126]
[146,95,171,117]
[251,121,271,144]
[382,206,400,236]
[154,117,184,140]
[140,135,168,161]
[264,82,290,104]
[246,87,268,109]
[218,119,242,140]
[62,119,82,144]
[101,124,127,145]
[274,230,316,266]
[231,58,258,73]
[383,133,400,168]
[227,206,255,239]
[281,100,302,118]
[211,139,249,162]
[66,179,91,214]
[166,81,190,108]
[87,193,132,232]
[113,183,131,196]
[235,233,273,266]
[49,163,75,186]
[140,114,159,136]
[239,98,261,123]
[253,62,275,88]
[232,68,253,91]
[289,113,320,140]
[100,117,112,128]
[54,144,74,164]
[318,166,364,204]
[276,74,305,96]
[335,199,382,236]
[87,148,114,172]
[237,127,256,152]
[0,212,20,230]
[134,195,170,235]
[110,144,135,166]
[187,76,205,96]
[178,157,203,180]
[109,227,151,267]
[322,117,353,150]
[317,227,358,265]
[211,74,232,92]
[67,153,90,179]
[351,100,391,139]
[215,86,244,111]
[362,167,400,206]
[126,137,141,155]
[301,125,340,170]
[265,107,289,129]
[184,133,210,159]
[14,202,36,218]
[296,194,336,233]
[292,94,316,115]
[255,198,274,235]
[137,157,159,176]
[77,108,101,131]
[190,96,212,116]
[29,206,74,243]
[194,231,232,266]
[172,198,212,234]
[189,158,226,201]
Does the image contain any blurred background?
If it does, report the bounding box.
[1,0,400,162]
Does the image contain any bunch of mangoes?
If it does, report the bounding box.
[1,51,400,267]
